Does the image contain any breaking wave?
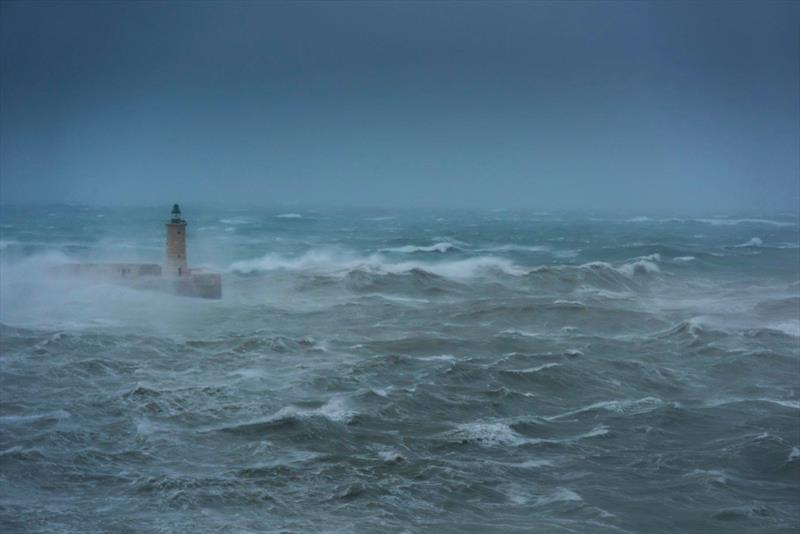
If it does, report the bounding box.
[227,249,525,278]
[626,217,795,227]
[734,237,763,248]
[380,242,458,254]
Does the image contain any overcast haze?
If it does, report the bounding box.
[1,0,798,213]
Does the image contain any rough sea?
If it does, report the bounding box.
[1,206,798,533]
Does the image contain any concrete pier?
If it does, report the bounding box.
[49,205,222,299]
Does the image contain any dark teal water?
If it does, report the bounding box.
[1,206,799,532]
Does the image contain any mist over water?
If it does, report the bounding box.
[2,0,800,531]
[1,205,798,532]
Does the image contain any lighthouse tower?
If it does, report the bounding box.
[165,204,188,277]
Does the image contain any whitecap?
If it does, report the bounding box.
[535,487,583,506]
[316,397,356,422]
[276,213,302,219]
[478,244,550,253]
[705,398,800,409]
[734,237,763,248]
[228,249,526,278]
[553,299,586,307]
[513,363,561,373]
[452,422,527,446]
[380,242,456,254]
[417,354,457,362]
[0,410,71,423]
[696,218,794,227]
[625,217,795,227]
[617,258,661,277]
[219,217,251,225]
[768,320,800,337]
[250,396,358,425]
[684,469,728,484]
[673,256,696,262]
[500,329,540,338]
[546,397,664,421]
[378,450,405,463]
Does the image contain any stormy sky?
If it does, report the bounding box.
[1,1,798,212]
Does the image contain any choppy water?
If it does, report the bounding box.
[1,206,798,532]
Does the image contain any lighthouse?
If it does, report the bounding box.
[165,203,188,277]
[51,203,221,298]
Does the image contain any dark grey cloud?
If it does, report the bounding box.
[1,1,798,212]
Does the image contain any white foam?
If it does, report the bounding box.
[576,425,611,439]
[276,213,302,219]
[0,410,71,424]
[453,422,527,446]
[378,450,405,462]
[500,329,541,338]
[684,469,728,484]
[696,218,794,227]
[453,421,608,448]
[219,217,251,225]
[535,487,583,506]
[380,242,456,254]
[265,396,356,424]
[579,257,660,278]
[705,398,800,409]
[553,299,586,307]
[515,363,561,373]
[768,320,800,337]
[417,354,457,362]
[317,397,356,422]
[547,397,664,421]
[617,255,661,276]
[228,249,526,278]
[506,459,553,469]
[673,256,696,262]
[734,237,763,248]
[479,244,550,253]
[625,217,795,227]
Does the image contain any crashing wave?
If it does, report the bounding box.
[734,237,763,248]
[449,420,609,447]
[380,242,458,254]
[217,397,357,434]
[228,249,525,278]
[546,397,665,421]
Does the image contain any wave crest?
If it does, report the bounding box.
[228,249,525,279]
